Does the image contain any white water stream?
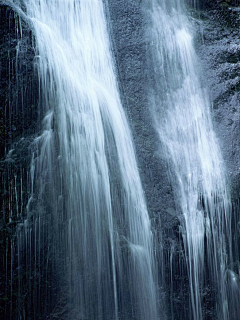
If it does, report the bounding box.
[13,0,158,319]
[150,1,239,319]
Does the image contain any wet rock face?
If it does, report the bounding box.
[0,5,38,158]
[0,4,37,221]
[106,0,178,232]
[0,5,39,318]
[195,8,240,201]
[188,0,240,9]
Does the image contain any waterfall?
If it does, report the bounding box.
[150,1,240,319]
[2,0,240,319]
[12,0,158,319]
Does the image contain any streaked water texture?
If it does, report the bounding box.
[150,1,240,319]
[14,0,158,319]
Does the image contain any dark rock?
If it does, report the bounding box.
[0,4,40,319]
[195,8,240,202]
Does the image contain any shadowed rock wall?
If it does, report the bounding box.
[195,7,240,202]
[0,5,38,318]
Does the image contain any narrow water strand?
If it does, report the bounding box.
[150,1,238,319]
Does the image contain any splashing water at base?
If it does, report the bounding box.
[150,1,240,319]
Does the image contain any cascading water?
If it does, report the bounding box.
[2,0,240,319]
[9,0,158,319]
[150,1,240,319]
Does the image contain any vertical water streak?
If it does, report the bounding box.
[149,1,239,319]
[14,0,158,319]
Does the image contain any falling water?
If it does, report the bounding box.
[150,1,240,319]
[10,0,158,319]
